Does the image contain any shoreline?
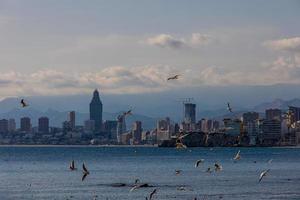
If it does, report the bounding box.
[0,144,159,148]
[0,144,299,148]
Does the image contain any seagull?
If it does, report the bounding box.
[214,163,222,172]
[175,170,182,175]
[134,179,140,184]
[167,74,180,81]
[195,159,205,168]
[124,109,132,116]
[259,169,270,182]
[130,183,150,192]
[20,99,29,108]
[267,159,273,164]
[206,167,213,173]
[82,163,90,181]
[227,102,233,113]
[149,189,157,200]
[233,150,241,161]
[69,160,76,170]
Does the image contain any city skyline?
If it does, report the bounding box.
[0,0,299,99]
[0,89,299,147]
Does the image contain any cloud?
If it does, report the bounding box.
[1,59,300,99]
[0,66,178,97]
[145,34,185,49]
[145,33,214,49]
[190,33,213,46]
[264,37,300,52]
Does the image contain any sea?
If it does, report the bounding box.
[0,146,299,200]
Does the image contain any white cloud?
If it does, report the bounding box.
[145,34,185,49]
[264,37,300,52]
[145,33,214,49]
[0,66,179,98]
[190,33,213,46]
[1,58,300,99]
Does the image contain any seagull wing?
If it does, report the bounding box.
[83,163,88,173]
[234,150,240,160]
[130,185,139,192]
[259,172,265,182]
[195,159,204,168]
[82,173,88,181]
[149,189,157,200]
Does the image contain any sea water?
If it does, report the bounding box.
[0,146,299,200]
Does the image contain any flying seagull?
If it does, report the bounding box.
[214,163,222,172]
[175,169,182,175]
[206,167,213,173]
[134,179,140,184]
[227,102,233,113]
[130,183,150,192]
[167,74,180,81]
[82,163,90,181]
[69,160,76,170]
[259,169,270,182]
[20,99,29,108]
[124,109,132,116]
[233,150,241,161]
[195,159,205,168]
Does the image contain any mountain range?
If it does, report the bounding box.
[1,83,300,129]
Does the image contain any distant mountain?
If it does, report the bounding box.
[253,98,300,112]
[1,84,300,127]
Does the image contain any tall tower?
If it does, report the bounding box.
[184,103,196,124]
[69,111,76,130]
[89,89,103,132]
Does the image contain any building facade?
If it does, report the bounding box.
[266,109,282,121]
[38,117,49,134]
[69,111,76,130]
[0,119,8,133]
[89,89,103,132]
[20,117,31,133]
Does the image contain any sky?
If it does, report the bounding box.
[0,0,299,98]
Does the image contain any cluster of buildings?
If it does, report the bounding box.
[0,89,299,146]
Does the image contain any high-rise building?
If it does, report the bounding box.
[242,112,259,134]
[247,121,259,145]
[89,89,103,132]
[69,111,76,130]
[8,119,16,132]
[104,120,118,140]
[242,112,259,126]
[84,120,95,132]
[132,121,142,144]
[184,103,196,125]
[38,117,49,134]
[20,117,31,133]
[258,119,281,145]
[0,119,8,133]
[266,109,282,121]
[117,115,126,143]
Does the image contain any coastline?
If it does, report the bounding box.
[0,144,159,148]
[0,144,299,148]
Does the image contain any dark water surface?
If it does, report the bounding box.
[0,146,299,200]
